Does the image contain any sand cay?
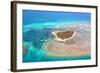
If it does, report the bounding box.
[52,30,76,42]
[43,24,91,57]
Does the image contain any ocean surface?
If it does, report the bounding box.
[23,22,91,63]
[23,10,91,63]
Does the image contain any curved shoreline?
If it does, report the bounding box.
[52,30,76,42]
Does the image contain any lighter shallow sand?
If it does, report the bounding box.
[43,24,91,57]
[44,40,90,57]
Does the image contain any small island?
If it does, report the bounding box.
[52,30,76,42]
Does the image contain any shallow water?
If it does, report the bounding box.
[23,44,91,62]
[23,24,91,63]
[22,10,91,63]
